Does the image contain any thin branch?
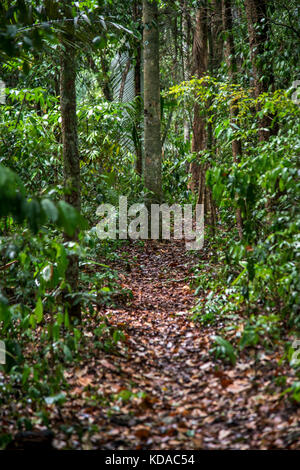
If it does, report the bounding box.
[0,260,18,271]
[266,19,300,38]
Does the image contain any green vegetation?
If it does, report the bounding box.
[0,0,299,451]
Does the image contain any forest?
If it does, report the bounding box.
[0,0,299,453]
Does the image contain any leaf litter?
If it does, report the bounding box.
[1,240,299,450]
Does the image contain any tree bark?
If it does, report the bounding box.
[89,54,112,102]
[244,0,275,142]
[143,0,162,203]
[210,0,223,71]
[60,9,81,320]
[222,0,243,239]
[189,3,208,195]
[182,0,191,145]
[133,0,143,176]
[118,58,131,101]
[204,0,223,233]
[100,51,113,102]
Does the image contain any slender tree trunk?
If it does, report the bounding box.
[133,0,143,176]
[134,46,143,176]
[204,0,223,233]
[172,13,179,83]
[222,0,243,239]
[189,3,208,195]
[210,0,223,71]
[89,54,112,102]
[100,51,113,102]
[118,58,131,101]
[182,0,191,145]
[60,11,81,320]
[143,0,162,203]
[244,0,275,142]
[244,0,278,220]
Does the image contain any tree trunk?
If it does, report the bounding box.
[60,10,81,321]
[100,51,113,102]
[222,0,243,239]
[133,0,143,176]
[244,0,274,142]
[182,0,191,145]
[204,0,223,233]
[210,0,223,71]
[189,3,208,195]
[118,58,131,101]
[143,0,162,203]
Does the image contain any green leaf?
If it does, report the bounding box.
[34,297,43,324]
[63,344,73,362]
[92,36,106,48]
[214,123,223,138]
[0,294,11,325]
[57,200,87,236]
[41,198,58,222]
[213,336,237,365]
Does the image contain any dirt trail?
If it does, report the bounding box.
[50,240,299,450]
[81,240,298,450]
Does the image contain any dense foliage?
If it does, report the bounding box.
[0,0,299,450]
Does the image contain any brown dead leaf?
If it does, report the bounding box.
[227,379,251,394]
[135,428,151,439]
[99,359,118,371]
